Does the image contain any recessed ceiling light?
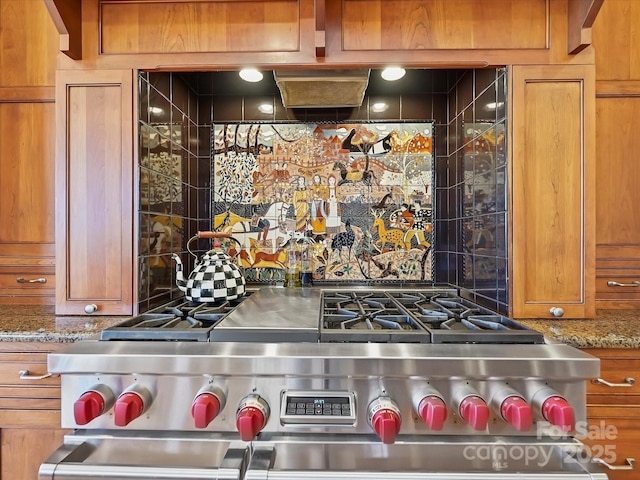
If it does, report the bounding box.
[371,102,389,113]
[381,67,406,81]
[239,68,263,82]
[258,103,274,114]
[148,106,163,115]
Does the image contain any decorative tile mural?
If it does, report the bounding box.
[212,122,435,284]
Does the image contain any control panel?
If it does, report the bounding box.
[280,390,356,425]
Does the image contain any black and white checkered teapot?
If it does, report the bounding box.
[171,231,246,303]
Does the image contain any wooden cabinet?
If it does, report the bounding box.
[592,0,640,309]
[0,342,67,480]
[55,70,135,315]
[510,65,596,318]
[0,0,58,306]
[582,348,639,479]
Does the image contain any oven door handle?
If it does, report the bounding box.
[41,463,229,479]
[40,441,245,480]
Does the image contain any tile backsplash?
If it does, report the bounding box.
[137,69,509,314]
[138,72,211,312]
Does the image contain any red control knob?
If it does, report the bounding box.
[192,393,221,429]
[459,395,490,431]
[417,395,447,431]
[500,396,533,432]
[236,407,266,441]
[114,392,145,426]
[542,396,575,431]
[371,409,401,444]
[74,391,106,425]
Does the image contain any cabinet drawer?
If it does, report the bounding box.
[584,350,640,402]
[595,276,640,300]
[0,266,55,304]
[584,406,639,480]
[0,348,62,427]
[0,352,59,388]
[0,268,55,289]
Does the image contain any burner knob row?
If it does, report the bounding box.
[72,384,232,430]
[72,385,272,442]
[72,384,575,444]
[411,385,575,435]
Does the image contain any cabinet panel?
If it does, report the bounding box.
[342,0,547,50]
[0,0,58,87]
[595,97,640,246]
[510,65,595,318]
[592,0,640,81]
[0,427,67,479]
[0,103,55,244]
[55,70,134,315]
[100,0,300,54]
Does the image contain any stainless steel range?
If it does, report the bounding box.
[40,287,607,479]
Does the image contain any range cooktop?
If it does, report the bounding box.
[101,287,543,345]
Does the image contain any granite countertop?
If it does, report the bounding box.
[1,304,638,348]
[0,305,127,343]
[517,310,640,349]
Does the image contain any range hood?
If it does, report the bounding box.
[274,69,370,108]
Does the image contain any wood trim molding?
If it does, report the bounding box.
[43,0,83,60]
[567,0,604,54]
[0,87,55,103]
[596,80,640,97]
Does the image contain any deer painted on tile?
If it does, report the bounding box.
[371,209,407,251]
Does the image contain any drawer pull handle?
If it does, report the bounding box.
[593,457,635,471]
[607,280,640,287]
[18,369,52,380]
[16,277,47,284]
[591,377,635,387]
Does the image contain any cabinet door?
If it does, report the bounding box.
[55,70,134,315]
[510,65,595,318]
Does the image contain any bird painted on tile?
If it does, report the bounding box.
[331,220,355,261]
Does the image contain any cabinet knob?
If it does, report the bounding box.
[591,377,635,388]
[84,304,99,314]
[549,307,564,317]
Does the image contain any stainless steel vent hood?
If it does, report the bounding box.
[274,69,370,108]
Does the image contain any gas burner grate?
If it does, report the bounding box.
[320,290,544,344]
[321,291,431,343]
[100,293,254,341]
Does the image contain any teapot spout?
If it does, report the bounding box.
[171,253,188,292]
